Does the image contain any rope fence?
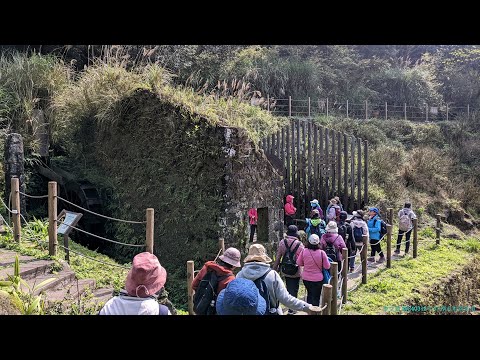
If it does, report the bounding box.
[57,243,130,269]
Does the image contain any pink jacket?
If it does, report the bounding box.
[297,248,330,282]
[320,233,347,262]
[284,195,296,216]
[248,208,257,225]
[273,236,305,278]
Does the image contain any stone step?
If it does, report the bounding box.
[0,250,36,267]
[0,259,55,281]
[22,270,76,296]
[43,278,96,304]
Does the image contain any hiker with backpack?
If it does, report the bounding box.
[248,207,258,243]
[310,199,324,219]
[296,234,331,306]
[320,221,347,272]
[395,202,417,255]
[305,209,326,238]
[216,278,266,315]
[272,225,304,313]
[367,207,386,263]
[99,252,171,315]
[326,198,341,223]
[191,247,241,315]
[338,211,356,272]
[236,244,315,315]
[349,210,369,272]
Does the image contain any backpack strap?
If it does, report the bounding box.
[292,241,301,256]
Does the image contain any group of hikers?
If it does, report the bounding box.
[99,197,416,315]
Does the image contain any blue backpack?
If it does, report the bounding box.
[353,226,364,243]
[305,218,326,237]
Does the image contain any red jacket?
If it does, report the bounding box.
[248,208,258,225]
[284,195,296,216]
[192,261,235,294]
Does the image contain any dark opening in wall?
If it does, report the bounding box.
[257,207,269,243]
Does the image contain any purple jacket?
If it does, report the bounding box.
[273,236,304,278]
[320,233,347,262]
[297,248,330,282]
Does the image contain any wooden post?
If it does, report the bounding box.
[11,177,21,243]
[64,234,70,264]
[342,248,348,304]
[325,127,329,206]
[385,102,388,120]
[276,130,281,160]
[365,100,368,120]
[291,121,296,199]
[357,138,362,209]
[343,134,348,211]
[48,181,57,256]
[467,104,470,120]
[187,260,195,315]
[388,208,394,226]
[219,237,225,254]
[337,131,342,199]
[321,284,332,315]
[307,121,312,206]
[288,96,292,117]
[331,262,338,315]
[146,208,154,253]
[386,224,392,268]
[267,135,271,154]
[436,214,441,245]
[362,234,368,284]
[326,98,329,117]
[413,218,418,258]
[271,133,275,156]
[302,121,307,217]
[331,130,336,195]
[297,119,302,217]
[286,123,291,195]
[404,103,407,120]
[350,137,355,210]
[308,97,311,117]
[320,126,325,206]
[426,103,428,121]
[346,100,349,118]
[364,140,368,208]
[267,94,270,112]
[313,124,318,199]
[446,103,449,121]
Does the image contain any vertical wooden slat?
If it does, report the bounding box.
[357,138,362,210]
[297,119,302,218]
[267,135,271,155]
[337,131,341,200]
[271,132,275,156]
[187,261,194,315]
[313,124,318,200]
[331,129,336,197]
[302,121,308,216]
[319,126,324,207]
[146,208,154,253]
[364,140,368,208]
[291,120,296,202]
[343,133,348,212]
[262,138,266,152]
[286,124,291,196]
[350,137,355,209]
[325,127,329,210]
[307,120,312,208]
[276,130,281,160]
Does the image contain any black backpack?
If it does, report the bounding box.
[253,269,279,315]
[339,223,356,254]
[281,239,301,276]
[325,236,340,264]
[374,218,388,238]
[193,270,230,315]
[353,226,364,243]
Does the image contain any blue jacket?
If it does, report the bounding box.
[367,215,381,241]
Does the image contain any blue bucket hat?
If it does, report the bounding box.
[368,207,380,215]
[216,278,266,315]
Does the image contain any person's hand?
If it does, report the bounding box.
[305,304,322,315]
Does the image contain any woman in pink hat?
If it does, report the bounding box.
[99,252,170,315]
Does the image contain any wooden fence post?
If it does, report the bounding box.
[321,284,332,315]
[331,262,338,315]
[288,96,292,117]
[385,102,388,120]
[426,103,429,121]
[346,100,349,118]
[11,177,21,243]
[364,140,368,208]
[48,181,57,256]
[187,260,195,315]
[219,238,225,254]
[386,224,392,268]
[467,104,470,120]
[308,97,311,117]
[387,208,393,226]
[362,234,368,284]
[404,103,407,120]
[267,94,270,112]
[413,218,418,258]
[446,103,449,121]
[326,98,329,117]
[342,248,348,304]
[436,214,441,245]
[146,208,154,253]
[365,100,368,120]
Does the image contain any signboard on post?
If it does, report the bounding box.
[57,210,83,236]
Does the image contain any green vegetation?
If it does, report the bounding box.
[343,236,480,314]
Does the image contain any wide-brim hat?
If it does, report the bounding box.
[308,234,320,245]
[125,252,167,298]
[216,278,266,315]
[326,221,338,233]
[244,244,272,263]
[219,247,241,267]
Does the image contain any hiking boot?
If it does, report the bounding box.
[377,256,385,263]
[394,249,400,255]
[367,256,375,262]
[349,267,354,273]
